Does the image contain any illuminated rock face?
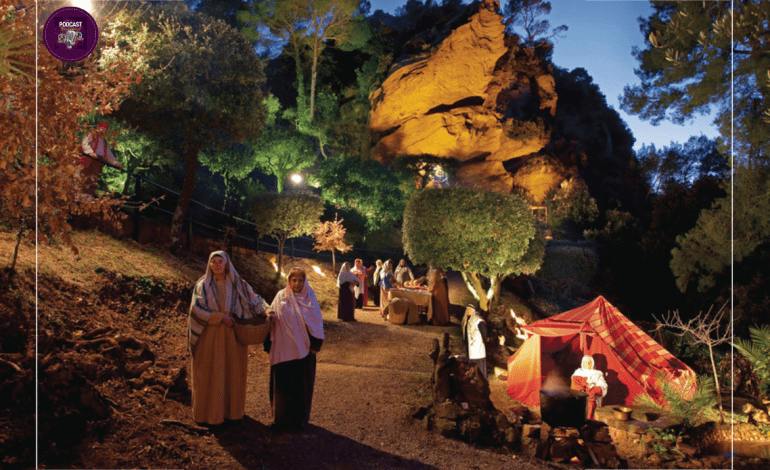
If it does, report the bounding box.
[369,0,556,194]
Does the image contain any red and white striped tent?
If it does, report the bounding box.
[506,296,696,407]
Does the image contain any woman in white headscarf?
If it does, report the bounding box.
[265,267,325,433]
[378,259,395,319]
[188,251,270,425]
[571,355,608,419]
[336,262,359,321]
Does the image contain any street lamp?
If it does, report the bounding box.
[290,173,303,184]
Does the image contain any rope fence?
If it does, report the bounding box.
[85,155,406,265]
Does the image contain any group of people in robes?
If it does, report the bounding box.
[188,251,324,433]
[336,259,377,321]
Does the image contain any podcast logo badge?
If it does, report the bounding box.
[43,7,99,62]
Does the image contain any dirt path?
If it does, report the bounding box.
[211,303,562,470]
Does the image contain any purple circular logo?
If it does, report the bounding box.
[43,7,99,62]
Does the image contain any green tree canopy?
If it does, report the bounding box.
[671,166,770,295]
[402,187,544,312]
[250,128,317,193]
[312,156,414,232]
[117,9,266,254]
[251,191,324,274]
[621,0,770,164]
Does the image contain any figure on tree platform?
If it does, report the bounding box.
[78,122,122,196]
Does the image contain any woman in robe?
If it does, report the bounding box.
[265,267,325,433]
[351,258,375,308]
[379,260,395,319]
[571,355,608,420]
[429,266,450,326]
[336,262,358,321]
[394,259,415,286]
[188,251,270,426]
[371,260,383,306]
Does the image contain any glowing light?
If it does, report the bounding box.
[498,335,506,346]
[312,265,325,277]
[510,309,529,340]
[272,262,278,272]
[290,174,303,184]
[71,0,93,13]
[510,309,526,325]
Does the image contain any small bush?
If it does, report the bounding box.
[634,373,717,431]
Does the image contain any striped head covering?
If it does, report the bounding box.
[268,270,324,366]
[187,251,269,353]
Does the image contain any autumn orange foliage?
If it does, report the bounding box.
[312,213,352,274]
[0,1,148,271]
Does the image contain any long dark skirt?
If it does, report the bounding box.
[337,283,356,321]
[269,354,317,429]
[355,292,364,309]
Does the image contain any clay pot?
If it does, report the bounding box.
[612,406,632,421]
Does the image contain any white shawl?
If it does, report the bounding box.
[572,355,608,404]
[337,262,358,291]
[268,279,324,365]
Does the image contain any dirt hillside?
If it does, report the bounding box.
[0,229,566,470]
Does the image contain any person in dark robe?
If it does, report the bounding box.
[371,259,383,306]
[336,262,358,322]
[429,266,450,326]
[264,267,324,433]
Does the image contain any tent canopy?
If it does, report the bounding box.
[506,296,696,407]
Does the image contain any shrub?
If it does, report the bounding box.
[634,373,717,431]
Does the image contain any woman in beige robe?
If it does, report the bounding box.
[188,251,269,425]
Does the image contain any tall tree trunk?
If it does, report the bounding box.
[488,274,502,312]
[170,145,199,255]
[276,233,287,276]
[332,250,336,274]
[309,39,319,122]
[461,271,491,312]
[277,175,284,194]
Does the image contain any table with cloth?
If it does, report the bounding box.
[387,288,432,323]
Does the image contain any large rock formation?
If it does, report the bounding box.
[369,0,557,195]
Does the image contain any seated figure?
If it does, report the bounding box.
[571,355,607,420]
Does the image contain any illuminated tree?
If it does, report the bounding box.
[250,128,317,193]
[251,192,324,275]
[0,1,148,274]
[312,156,414,232]
[312,213,352,273]
[239,0,361,121]
[119,10,266,254]
[403,187,545,312]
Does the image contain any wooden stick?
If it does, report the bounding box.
[0,357,22,372]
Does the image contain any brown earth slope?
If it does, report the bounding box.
[0,229,564,470]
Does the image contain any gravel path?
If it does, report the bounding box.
[236,304,565,470]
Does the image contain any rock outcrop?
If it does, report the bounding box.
[369,0,557,194]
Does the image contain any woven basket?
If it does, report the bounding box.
[233,316,270,346]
